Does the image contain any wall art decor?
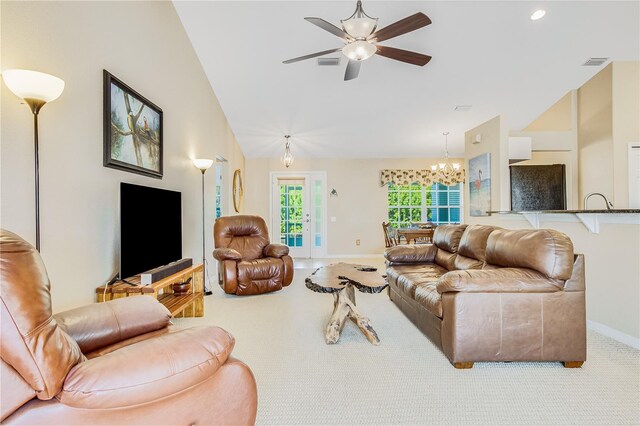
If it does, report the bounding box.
[103,70,163,178]
[468,153,491,216]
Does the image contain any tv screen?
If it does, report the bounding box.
[120,183,182,279]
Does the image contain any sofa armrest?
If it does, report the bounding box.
[436,268,564,294]
[54,297,171,354]
[213,248,242,261]
[263,243,289,258]
[384,244,437,264]
[59,326,234,409]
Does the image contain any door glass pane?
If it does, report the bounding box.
[314,180,322,247]
[215,164,223,218]
[280,184,304,247]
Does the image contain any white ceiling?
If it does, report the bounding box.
[174,1,639,158]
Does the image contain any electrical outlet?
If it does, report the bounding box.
[356,239,361,246]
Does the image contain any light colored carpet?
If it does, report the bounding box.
[176,260,640,425]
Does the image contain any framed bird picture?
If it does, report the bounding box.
[103,70,163,178]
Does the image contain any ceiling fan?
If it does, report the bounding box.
[283,1,432,81]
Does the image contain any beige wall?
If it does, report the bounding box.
[525,92,573,132]
[612,62,640,208]
[244,157,462,256]
[578,64,614,207]
[464,115,509,221]
[464,88,640,342]
[1,1,244,312]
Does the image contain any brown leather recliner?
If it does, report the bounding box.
[0,229,257,425]
[214,215,293,296]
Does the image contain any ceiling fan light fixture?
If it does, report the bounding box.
[342,17,378,38]
[341,1,378,38]
[342,40,377,61]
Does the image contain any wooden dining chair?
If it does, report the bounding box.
[382,222,398,248]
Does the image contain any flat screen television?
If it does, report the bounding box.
[120,182,182,279]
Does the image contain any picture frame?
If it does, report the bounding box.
[103,70,163,179]
[468,153,491,216]
[233,169,243,213]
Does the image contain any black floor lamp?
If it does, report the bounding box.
[2,69,65,252]
[193,158,214,295]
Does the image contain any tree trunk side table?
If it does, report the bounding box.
[305,263,388,345]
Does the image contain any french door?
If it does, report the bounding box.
[271,172,326,258]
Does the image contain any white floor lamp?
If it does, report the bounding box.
[193,158,214,295]
[2,69,65,252]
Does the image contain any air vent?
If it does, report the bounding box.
[317,57,341,66]
[583,57,609,66]
[454,105,472,112]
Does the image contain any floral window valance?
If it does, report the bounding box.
[380,168,466,187]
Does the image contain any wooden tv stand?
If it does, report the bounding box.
[96,264,204,318]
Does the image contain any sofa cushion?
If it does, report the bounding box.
[237,258,284,294]
[390,264,447,298]
[384,244,437,264]
[414,283,443,317]
[59,326,233,409]
[454,225,501,270]
[433,224,467,253]
[485,229,574,280]
[435,248,457,271]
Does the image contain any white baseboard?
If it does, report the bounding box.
[323,254,384,259]
[587,320,640,349]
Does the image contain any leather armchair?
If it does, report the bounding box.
[214,215,293,295]
[0,229,257,425]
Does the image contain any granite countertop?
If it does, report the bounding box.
[489,209,640,214]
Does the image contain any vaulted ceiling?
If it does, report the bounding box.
[174,1,639,158]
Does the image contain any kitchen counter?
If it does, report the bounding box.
[489,209,640,214]
[486,209,640,233]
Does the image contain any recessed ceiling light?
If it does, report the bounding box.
[531,10,546,21]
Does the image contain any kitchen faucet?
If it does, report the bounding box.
[583,192,614,210]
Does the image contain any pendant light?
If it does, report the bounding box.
[281,135,294,168]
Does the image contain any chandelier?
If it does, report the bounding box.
[431,132,460,178]
[281,135,294,168]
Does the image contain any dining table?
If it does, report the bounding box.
[396,228,435,244]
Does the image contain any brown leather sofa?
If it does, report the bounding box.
[214,215,293,295]
[0,229,258,425]
[385,224,586,369]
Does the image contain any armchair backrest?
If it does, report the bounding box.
[214,216,270,261]
[0,229,84,401]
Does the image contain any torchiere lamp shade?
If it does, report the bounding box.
[193,158,214,172]
[2,69,65,103]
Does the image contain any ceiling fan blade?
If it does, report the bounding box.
[368,12,431,43]
[375,45,432,66]
[344,59,361,81]
[283,48,342,64]
[305,17,354,42]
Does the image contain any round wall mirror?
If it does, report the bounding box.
[232,169,243,213]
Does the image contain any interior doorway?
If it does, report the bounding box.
[271,172,326,258]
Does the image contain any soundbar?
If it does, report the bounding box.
[140,258,193,285]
